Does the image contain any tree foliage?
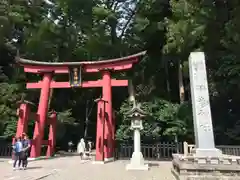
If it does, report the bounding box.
[0,0,240,146]
[116,98,190,141]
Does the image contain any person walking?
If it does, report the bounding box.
[88,141,92,153]
[68,141,73,152]
[21,133,31,170]
[77,138,85,160]
[12,137,23,170]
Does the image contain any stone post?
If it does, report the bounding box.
[134,129,141,153]
[125,104,149,171]
[189,52,222,157]
[171,52,240,180]
[183,141,188,156]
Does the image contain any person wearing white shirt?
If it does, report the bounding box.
[77,138,85,160]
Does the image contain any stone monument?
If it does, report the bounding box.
[172,52,240,180]
[189,52,222,157]
[125,103,149,171]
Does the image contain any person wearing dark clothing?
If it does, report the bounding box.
[21,134,30,169]
[12,137,23,170]
[68,141,73,152]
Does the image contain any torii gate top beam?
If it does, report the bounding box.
[15,51,146,73]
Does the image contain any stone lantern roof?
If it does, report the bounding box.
[126,103,147,118]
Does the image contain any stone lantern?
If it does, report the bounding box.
[126,103,149,171]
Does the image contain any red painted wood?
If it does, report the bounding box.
[102,71,113,160]
[46,112,57,157]
[95,99,106,162]
[16,52,145,159]
[16,103,30,138]
[112,110,116,156]
[16,51,145,68]
[12,103,30,159]
[27,80,102,89]
[23,60,135,73]
[111,79,128,86]
[30,73,52,158]
[26,79,128,89]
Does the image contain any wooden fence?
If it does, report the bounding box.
[115,142,184,160]
[0,143,48,157]
[216,145,240,156]
[0,144,12,157]
[115,142,240,160]
[1,142,240,159]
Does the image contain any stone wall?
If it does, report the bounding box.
[172,154,240,180]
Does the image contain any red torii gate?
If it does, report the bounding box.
[15,51,146,163]
[14,100,57,158]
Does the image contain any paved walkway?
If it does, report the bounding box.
[0,156,175,180]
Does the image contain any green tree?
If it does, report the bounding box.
[116,98,189,141]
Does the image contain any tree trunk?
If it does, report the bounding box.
[176,60,185,145]
[128,79,136,106]
[178,61,185,103]
[163,57,171,99]
[84,100,89,138]
[48,88,53,110]
[175,135,179,153]
[84,117,89,138]
[84,99,94,138]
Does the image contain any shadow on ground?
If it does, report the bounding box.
[0,157,11,162]
[55,151,80,157]
[26,166,42,170]
[148,162,160,167]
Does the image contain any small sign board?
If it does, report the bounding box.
[69,66,82,87]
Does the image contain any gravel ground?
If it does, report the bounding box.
[0,156,175,180]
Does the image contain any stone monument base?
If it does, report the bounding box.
[126,152,149,171]
[194,148,223,157]
[172,154,240,180]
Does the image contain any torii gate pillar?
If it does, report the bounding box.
[102,70,113,161]
[30,72,52,158]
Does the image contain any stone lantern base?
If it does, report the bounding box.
[172,154,240,180]
[126,152,149,171]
